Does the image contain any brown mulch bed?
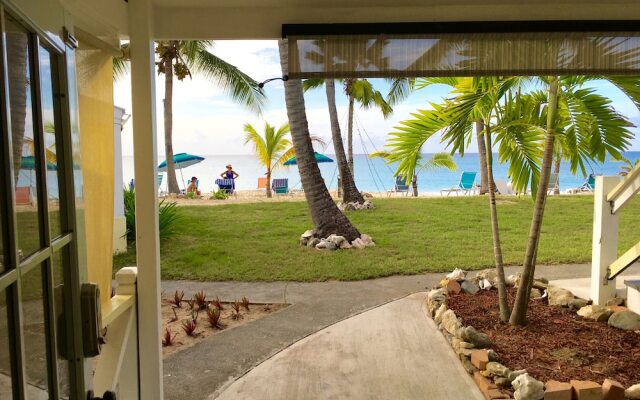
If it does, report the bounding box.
[447,288,640,387]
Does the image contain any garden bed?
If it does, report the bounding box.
[161,293,288,358]
[447,288,640,388]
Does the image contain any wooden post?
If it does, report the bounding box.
[129,0,163,397]
[590,176,620,305]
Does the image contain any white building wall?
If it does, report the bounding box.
[113,106,127,254]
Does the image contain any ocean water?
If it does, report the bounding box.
[121,152,640,194]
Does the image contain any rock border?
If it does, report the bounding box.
[299,230,375,251]
[425,268,640,400]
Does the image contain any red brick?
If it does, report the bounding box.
[606,305,627,313]
[571,380,603,400]
[447,279,462,295]
[474,371,498,393]
[486,388,510,399]
[602,379,625,400]
[544,380,572,400]
[471,349,489,370]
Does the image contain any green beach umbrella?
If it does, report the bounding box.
[158,153,205,189]
[283,152,333,166]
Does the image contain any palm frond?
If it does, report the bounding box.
[385,77,416,106]
[188,47,266,114]
[417,152,457,173]
[113,43,130,81]
[302,78,326,92]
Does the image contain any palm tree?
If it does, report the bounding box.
[344,78,393,173]
[509,76,636,325]
[115,41,266,194]
[303,78,365,205]
[278,39,360,241]
[415,78,491,194]
[243,122,294,198]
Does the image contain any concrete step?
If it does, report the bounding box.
[625,280,640,314]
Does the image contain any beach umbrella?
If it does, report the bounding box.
[158,152,205,189]
[20,155,57,171]
[283,152,333,166]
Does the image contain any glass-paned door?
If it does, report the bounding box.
[0,7,84,400]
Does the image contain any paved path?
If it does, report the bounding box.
[162,263,640,400]
[214,292,484,400]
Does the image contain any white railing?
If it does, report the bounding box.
[93,267,139,398]
[591,163,640,304]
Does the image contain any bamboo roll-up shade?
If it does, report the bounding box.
[287,32,640,78]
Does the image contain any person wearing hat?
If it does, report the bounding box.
[186,176,201,196]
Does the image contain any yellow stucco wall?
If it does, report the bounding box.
[76,46,114,305]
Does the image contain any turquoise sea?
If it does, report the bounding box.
[122,152,640,194]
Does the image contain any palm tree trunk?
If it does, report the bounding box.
[553,158,561,195]
[164,49,180,194]
[278,40,360,241]
[325,80,364,204]
[485,126,510,322]
[412,175,418,197]
[476,120,490,194]
[347,90,355,174]
[7,31,28,185]
[510,76,559,326]
[266,169,272,198]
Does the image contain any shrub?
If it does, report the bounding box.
[210,190,229,200]
[123,186,182,242]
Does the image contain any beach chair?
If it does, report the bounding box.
[15,187,32,206]
[157,174,165,195]
[271,178,289,195]
[440,172,477,196]
[579,174,596,192]
[387,175,410,197]
[494,180,514,195]
[215,178,234,195]
[546,172,560,195]
[257,177,267,189]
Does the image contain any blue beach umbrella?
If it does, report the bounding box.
[283,152,333,166]
[158,153,205,189]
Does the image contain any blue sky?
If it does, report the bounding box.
[114,40,640,158]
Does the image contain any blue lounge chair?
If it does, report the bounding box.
[580,174,596,192]
[157,174,165,195]
[387,175,410,197]
[215,178,234,194]
[272,178,289,195]
[440,172,477,196]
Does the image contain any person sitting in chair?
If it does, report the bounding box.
[186,176,201,196]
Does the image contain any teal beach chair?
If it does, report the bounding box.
[440,172,477,196]
[272,178,289,195]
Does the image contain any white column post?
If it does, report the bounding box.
[128,0,163,398]
[591,176,619,305]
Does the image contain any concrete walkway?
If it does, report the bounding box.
[214,292,484,400]
[162,264,640,400]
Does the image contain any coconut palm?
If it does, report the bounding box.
[509,76,636,325]
[115,40,266,194]
[278,39,360,241]
[344,78,393,173]
[243,122,293,198]
[303,78,364,204]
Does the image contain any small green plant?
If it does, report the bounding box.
[170,290,184,308]
[212,296,224,310]
[210,190,229,200]
[206,307,222,329]
[241,296,250,311]
[162,328,177,346]
[186,191,196,199]
[123,186,182,242]
[194,290,207,310]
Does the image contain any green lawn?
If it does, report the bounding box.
[113,196,640,282]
